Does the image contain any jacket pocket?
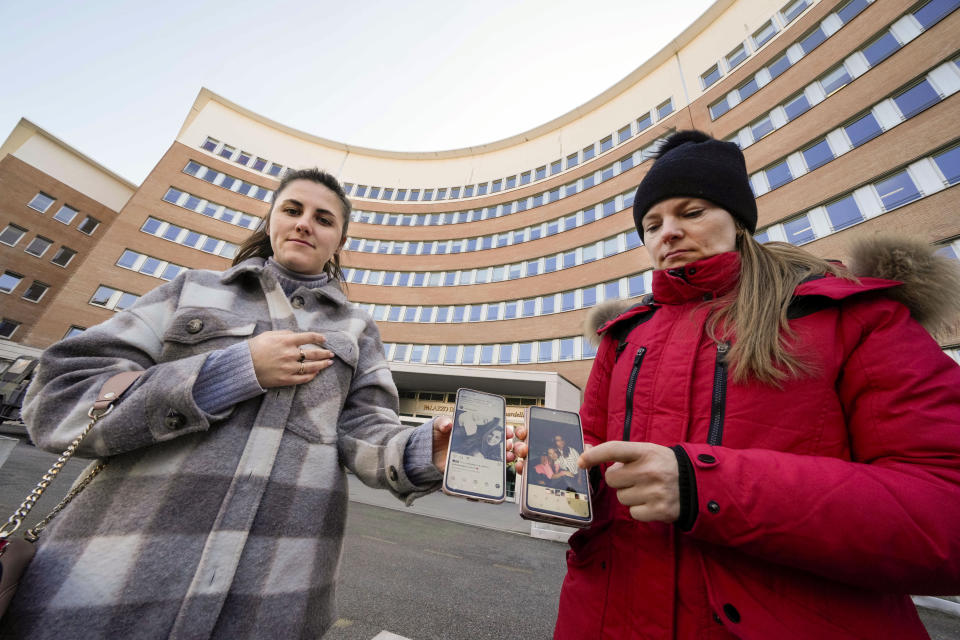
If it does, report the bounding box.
[286,330,359,444]
[161,308,257,360]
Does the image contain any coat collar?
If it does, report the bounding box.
[220,257,349,307]
[652,251,742,304]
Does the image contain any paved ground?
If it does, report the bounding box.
[3,423,959,639]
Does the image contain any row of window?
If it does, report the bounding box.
[116,249,188,281]
[357,271,651,325]
[750,61,960,196]
[140,217,239,259]
[162,187,262,230]
[382,336,598,366]
[200,138,286,177]
[26,192,101,235]
[183,161,273,203]
[340,146,958,299]
[348,138,665,229]
[0,271,50,302]
[0,224,78,267]
[754,146,959,246]
[706,0,872,116]
[345,186,637,256]
[700,0,816,90]
[342,225,642,287]
[200,97,674,205]
[715,0,957,126]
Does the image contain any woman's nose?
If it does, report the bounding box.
[295,221,309,234]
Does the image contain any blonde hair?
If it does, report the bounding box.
[705,228,854,385]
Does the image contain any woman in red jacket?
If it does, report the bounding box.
[516,130,960,639]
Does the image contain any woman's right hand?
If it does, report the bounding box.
[248,330,334,388]
[513,424,528,474]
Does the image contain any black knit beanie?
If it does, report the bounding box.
[632,130,757,240]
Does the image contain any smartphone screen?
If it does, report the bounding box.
[523,406,592,525]
[442,388,506,502]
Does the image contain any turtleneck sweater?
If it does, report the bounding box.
[192,258,440,484]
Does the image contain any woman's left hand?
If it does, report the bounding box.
[578,441,681,523]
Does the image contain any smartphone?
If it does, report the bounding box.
[519,406,593,528]
[442,388,507,503]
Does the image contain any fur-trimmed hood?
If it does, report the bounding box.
[584,237,960,345]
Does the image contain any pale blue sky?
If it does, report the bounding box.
[1,1,714,184]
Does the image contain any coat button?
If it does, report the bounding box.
[164,410,186,430]
[707,500,720,514]
[723,604,741,623]
[291,296,305,308]
[388,465,398,482]
[186,318,203,334]
[697,454,716,464]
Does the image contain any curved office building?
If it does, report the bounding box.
[2,0,959,424]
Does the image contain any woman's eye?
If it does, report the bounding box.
[684,209,704,217]
[645,223,660,233]
[284,207,299,215]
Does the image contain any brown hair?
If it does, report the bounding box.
[232,168,352,281]
[705,227,854,386]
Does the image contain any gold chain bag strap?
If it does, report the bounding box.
[0,371,142,616]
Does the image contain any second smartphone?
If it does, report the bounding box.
[441,388,507,503]
[519,405,593,527]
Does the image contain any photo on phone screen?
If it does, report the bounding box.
[522,406,592,525]
[442,388,506,502]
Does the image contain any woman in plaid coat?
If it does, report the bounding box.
[3,168,451,639]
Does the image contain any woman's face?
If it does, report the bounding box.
[485,428,503,446]
[539,454,549,465]
[641,197,737,270]
[268,179,346,275]
[548,448,558,461]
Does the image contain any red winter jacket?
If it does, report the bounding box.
[556,251,960,640]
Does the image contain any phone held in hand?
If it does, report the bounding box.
[442,388,507,503]
[519,406,593,528]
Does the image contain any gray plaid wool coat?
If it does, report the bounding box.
[2,258,435,639]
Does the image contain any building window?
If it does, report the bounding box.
[862,31,901,66]
[538,341,554,363]
[24,236,53,257]
[566,153,579,169]
[201,137,218,152]
[765,161,793,190]
[933,145,960,185]
[89,285,139,311]
[519,171,531,185]
[27,192,55,213]
[751,116,774,141]
[701,64,722,88]
[618,125,632,144]
[219,144,235,159]
[825,195,863,231]
[657,99,674,120]
[820,65,852,96]
[844,112,882,147]
[783,93,811,121]
[582,145,595,161]
[0,318,19,339]
[753,20,778,48]
[725,43,748,70]
[784,215,815,245]
[802,139,834,171]
[63,326,85,339]
[0,224,27,246]
[636,113,653,132]
[710,98,731,120]
[893,80,941,119]
[53,205,79,225]
[600,136,613,153]
[799,26,826,54]
[77,216,100,235]
[914,0,959,29]
[768,53,792,80]
[875,170,921,210]
[738,77,760,101]
[50,246,77,267]
[550,160,562,175]
[22,281,49,303]
[0,271,24,294]
[781,0,810,23]
[837,0,869,23]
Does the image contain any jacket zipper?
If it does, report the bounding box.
[622,347,647,441]
[707,342,729,445]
